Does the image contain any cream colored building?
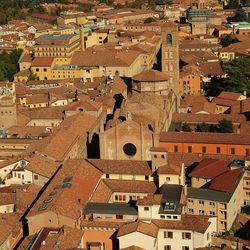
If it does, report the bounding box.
[187,170,244,233]
[118,216,217,250]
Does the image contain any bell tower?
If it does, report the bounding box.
[161,22,180,110]
[77,15,87,51]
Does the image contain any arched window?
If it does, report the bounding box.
[166,34,172,45]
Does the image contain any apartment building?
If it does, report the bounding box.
[118,184,217,250]
[34,34,82,65]
[187,159,245,233]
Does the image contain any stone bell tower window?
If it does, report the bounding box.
[166,34,172,45]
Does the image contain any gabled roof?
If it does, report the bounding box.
[218,91,244,101]
[23,154,59,178]
[152,214,212,233]
[27,159,102,219]
[137,194,162,206]
[27,113,97,161]
[207,167,242,193]
[188,159,231,179]
[118,220,159,238]
[118,215,213,238]
[158,164,182,175]
[71,49,141,67]
[87,159,152,175]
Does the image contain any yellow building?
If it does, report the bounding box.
[30,57,55,81]
[34,34,82,65]
[35,26,75,39]
[19,94,49,109]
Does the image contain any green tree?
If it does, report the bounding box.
[220,34,239,48]
[0,62,8,81]
[0,12,6,25]
[79,3,93,12]
[29,71,37,81]
[218,119,233,133]
[196,122,210,132]
[226,0,240,9]
[0,49,23,81]
[182,123,191,132]
[0,177,4,184]
[233,6,248,22]
[144,17,156,23]
[100,0,114,5]
[209,124,218,132]
[205,58,250,96]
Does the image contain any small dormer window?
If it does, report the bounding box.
[164,202,175,211]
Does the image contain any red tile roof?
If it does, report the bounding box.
[132,69,169,82]
[188,159,231,179]
[118,220,159,238]
[207,168,242,193]
[118,215,213,237]
[158,164,182,175]
[218,91,244,101]
[27,159,102,219]
[31,13,57,21]
[31,57,54,67]
[88,159,152,175]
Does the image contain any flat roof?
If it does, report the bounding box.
[83,202,138,215]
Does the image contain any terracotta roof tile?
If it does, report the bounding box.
[188,159,231,179]
[40,226,83,250]
[7,126,49,138]
[23,154,60,178]
[0,212,23,246]
[207,168,243,193]
[31,57,54,67]
[90,180,113,203]
[132,69,169,82]
[88,159,152,175]
[71,49,141,67]
[158,164,182,175]
[27,159,102,219]
[137,194,162,206]
[103,179,157,193]
[118,220,159,238]
[27,113,97,161]
[212,97,237,107]
[118,215,212,238]
[218,91,243,101]
[0,193,16,206]
[152,214,212,233]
